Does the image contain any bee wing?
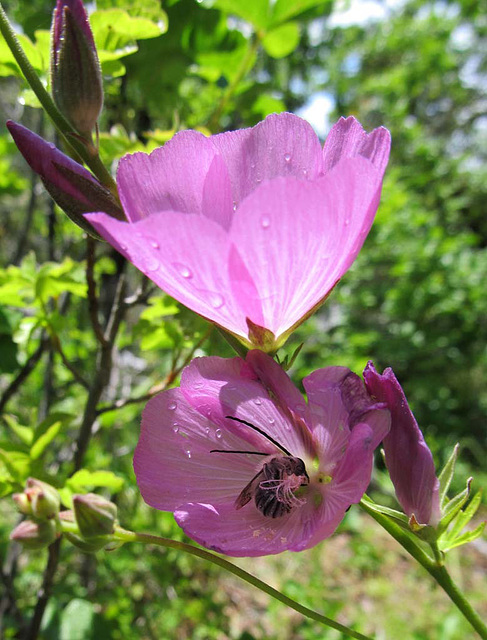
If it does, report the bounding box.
[234,469,263,510]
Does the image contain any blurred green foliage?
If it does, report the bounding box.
[0,0,486,638]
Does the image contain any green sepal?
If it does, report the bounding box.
[437,477,472,535]
[408,515,438,543]
[438,443,459,509]
[64,531,110,553]
[246,318,277,353]
[439,521,485,553]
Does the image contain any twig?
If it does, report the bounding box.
[85,236,107,346]
[24,539,61,640]
[122,277,155,308]
[0,336,48,414]
[0,542,24,636]
[72,272,127,472]
[50,335,90,390]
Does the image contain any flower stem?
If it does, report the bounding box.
[360,498,487,639]
[0,3,117,196]
[111,526,372,640]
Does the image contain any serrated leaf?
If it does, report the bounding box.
[438,443,459,508]
[68,469,124,493]
[262,22,300,58]
[439,521,486,553]
[3,415,34,446]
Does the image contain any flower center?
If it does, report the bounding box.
[254,456,309,518]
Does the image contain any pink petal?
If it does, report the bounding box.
[364,363,440,525]
[201,154,233,229]
[116,131,218,222]
[134,388,265,511]
[322,116,391,176]
[181,355,310,460]
[85,211,248,337]
[174,494,325,557]
[212,112,323,207]
[303,367,353,465]
[230,158,383,338]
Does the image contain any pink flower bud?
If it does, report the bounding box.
[73,493,117,537]
[25,478,60,520]
[7,121,124,234]
[51,0,103,137]
[10,519,58,550]
[363,362,441,526]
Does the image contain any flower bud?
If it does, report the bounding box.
[7,121,125,235]
[10,519,58,550]
[64,531,111,553]
[51,0,103,137]
[73,493,117,537]
[12,492,32,515]
[25,478,60,520]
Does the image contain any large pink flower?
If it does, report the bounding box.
[134,351,390,556]
[86,113,391,350]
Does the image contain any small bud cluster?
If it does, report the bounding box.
[11,479,118,553]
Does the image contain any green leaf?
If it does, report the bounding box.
[3,415,34,446]
[211,0,270,30]
[59,599,94,640]
[96,0,168,23]
[448,489,483,540]
[270,0,330,26]
[262,22,300,58]
[437,478,472,534]
[438,443,459,508]
[0,448,31,483]
[140,296,180,321]
[67,470,125,493]
[30,421,62,461]
[35,259,87,303]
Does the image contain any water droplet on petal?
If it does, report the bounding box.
[168,401,177,411]
[302,168,308,177]
[268,417,275,425]
[215,429,222,439]
[232,201,237,212]
[205,427,211,435]
[254,398,262,406]
[209,293,225,309]
[256,176,262,184]
[284,153,292,163]
[150,239,160,249]
[261,216,270,230]
[173,262,193,279]
[120,244,128,252]
[145,256,160,272]
[172,424,179,434]
[344,218,350,226]
[194,381,203,389]
[185,449,192,459]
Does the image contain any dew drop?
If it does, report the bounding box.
[256,176,262,184]
[209,292,225,309]
[344,218,350,226]
[205,427,211,435]
[302,168,308,177]
[150,239,160,249]
[268,417,275,425]
[215,429,222,439]
[260,216,270,230]
[193,381,203,389]
[168,401,177,411]
[120,244,128,252]
[173,262,193,279]
[232,201,237,211]
[172,424,179,434]
[145,256,160,272]
[254,398,262,406]
[284,152,292,163]
[185,448,192,459]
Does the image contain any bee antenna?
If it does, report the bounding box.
[225,415,292,456]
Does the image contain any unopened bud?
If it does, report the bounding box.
[51,0,103,137]
[25,478,60,520]
[7,121,125,235]
[12,492,32,515]
[11,519,57,550]
[73,493,117,537]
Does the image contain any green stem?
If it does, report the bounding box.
[0,3,117,196]
[110,526,372,640]
[360,499,487,639]
[216,326,249,358]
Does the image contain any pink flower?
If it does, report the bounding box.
[134,351,390,556]
[363,362,441,526]
[86,113,391,350]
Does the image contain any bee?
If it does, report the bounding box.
[211,416,309,519]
